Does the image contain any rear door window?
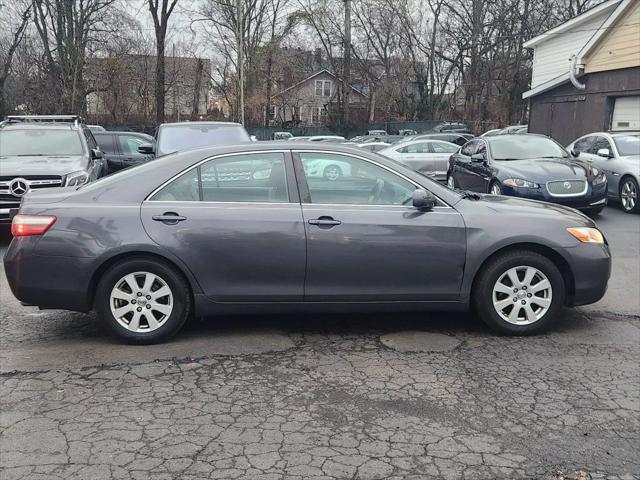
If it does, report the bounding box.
[95,134,116,154]
[118,135,149,156]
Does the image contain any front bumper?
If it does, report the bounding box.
[502,181,608,211]
[561,242,612,307]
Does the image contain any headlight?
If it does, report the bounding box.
[592,172,607,186]
[503,178,540,188]
[567,227,604,244]
[65,171,89,187]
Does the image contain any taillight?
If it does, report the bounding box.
[11,214,57,237]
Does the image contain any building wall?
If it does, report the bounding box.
[584,1,640,73]
[528,66,640,145]
[529,5,615,89]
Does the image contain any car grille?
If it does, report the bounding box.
[546,180,587,197]
[0,176,63,217]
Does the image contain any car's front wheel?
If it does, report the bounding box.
[473,250,565,335]
[95,257,192,344]
[447,174,457,189]
[489,181,502,195]
[620,176,639,213]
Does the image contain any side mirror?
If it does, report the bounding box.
[250,135,258,142]
[138,143,155,155]
[91,148,103,159]
[412,189,436,211]
[471,153,485,162]
[571,148,580,157]
[597,148,612,158]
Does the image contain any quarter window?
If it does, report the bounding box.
[573,136,594,152]
[299,152,416,206]
[150,153,289,203]
[460,140,477,156]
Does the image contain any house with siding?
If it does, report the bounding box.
[523,0,640,145]
[270,70,368,127]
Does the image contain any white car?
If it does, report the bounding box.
[308,135,346,143]
[377,139,459,182]
[355,142,391,153]
[301,156,352,180]
[567,131,640,213]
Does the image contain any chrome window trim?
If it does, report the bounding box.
[546,180,588,197]
[295,149,453,209]
[145,150,293,202]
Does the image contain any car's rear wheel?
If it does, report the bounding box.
[323,164,342,181]
[447,174,457,189]
[620,177,639,213]
[473,250,565,335]
[95,257,192,344]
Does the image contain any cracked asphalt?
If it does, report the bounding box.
[1,207,639,479]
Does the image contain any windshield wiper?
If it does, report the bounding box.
[457,189,481,200]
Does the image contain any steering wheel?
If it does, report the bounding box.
[367,179,385,204]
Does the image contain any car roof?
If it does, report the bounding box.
[159,121,243,127]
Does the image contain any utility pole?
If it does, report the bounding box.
[343,0,351,130]
[236,0,245,125]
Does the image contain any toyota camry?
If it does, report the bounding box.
[4,143,611,343]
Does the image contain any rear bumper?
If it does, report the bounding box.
[3,238,93,312]
[562,242,611,307]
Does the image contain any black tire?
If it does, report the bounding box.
[95,257,192,344]
[619,176,639,213]
[323,164,342,181]
[472,250,565,335]
[488,181,502,195]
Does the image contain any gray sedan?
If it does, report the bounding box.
[567,132,640,213]
[4,143,611,344]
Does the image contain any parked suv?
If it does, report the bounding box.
[0,115,105,222]
[138,121,251,157]
[431,122,470,133]
[94,131,155,175]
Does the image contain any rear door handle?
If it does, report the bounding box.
[308,216,341,226]
[152,212,187,225]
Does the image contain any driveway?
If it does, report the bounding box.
[1,206,638,479]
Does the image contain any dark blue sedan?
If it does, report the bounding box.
[446,134,608,215]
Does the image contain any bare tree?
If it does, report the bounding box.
[148,0,179,124]
[0,1,32,116]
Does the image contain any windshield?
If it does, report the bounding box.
[489,136,568,160]
[0,129,83,156]
[613,134,640,156]
[157,124,250,155]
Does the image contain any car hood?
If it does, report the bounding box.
[472,193,594,227]
[498,157,595,182]
[0,155,87,177]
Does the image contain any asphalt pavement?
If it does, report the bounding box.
[0,204,638,479]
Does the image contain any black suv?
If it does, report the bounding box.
[94,131,155,174]
[0,115,105,222]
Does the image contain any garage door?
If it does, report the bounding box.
[611,96,640,131]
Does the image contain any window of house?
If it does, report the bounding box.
[312,107,326,124]
[315,80,332,97]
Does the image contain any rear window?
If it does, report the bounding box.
[157,124,250,155]
[0,129,84,156]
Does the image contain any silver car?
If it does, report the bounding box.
[567,132,640,213]
[378,139,459,182]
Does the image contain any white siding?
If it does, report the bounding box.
[530,8,615,89]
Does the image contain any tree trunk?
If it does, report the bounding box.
[155,37,166,124]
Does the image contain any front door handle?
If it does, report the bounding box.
[308,216,341,227]
[152,212,187,225]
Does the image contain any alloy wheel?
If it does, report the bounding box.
[490,183,502,195]
[109,272,174,333]
[621,179,637,211]
[492,266,552,325]
[447,175,456,189]
[324,166,341,181]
